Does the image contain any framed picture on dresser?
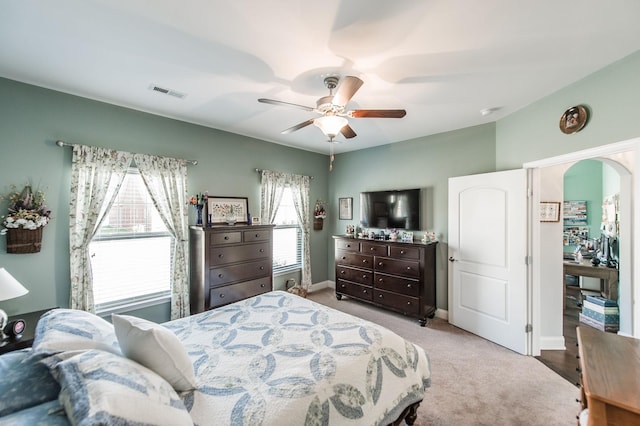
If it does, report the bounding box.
[207,196,249,224]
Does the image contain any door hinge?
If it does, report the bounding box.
[525,324,533,333]
[525,255,532,265]
[527,187,533,198]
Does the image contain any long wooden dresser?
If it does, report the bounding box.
[576,326,640,425]
[333,235,437,325]
[189,224,274,314]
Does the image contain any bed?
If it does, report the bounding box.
[0,291,431,425]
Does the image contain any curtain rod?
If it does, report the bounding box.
[56,140,198,165]
[255,168,313,179]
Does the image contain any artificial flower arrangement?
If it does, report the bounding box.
[313,200,327,219]
[1,184,52,234]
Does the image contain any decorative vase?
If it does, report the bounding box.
[196,205,203,226]
[6,227,43,254]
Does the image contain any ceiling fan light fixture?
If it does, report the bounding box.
[314,115,348,138]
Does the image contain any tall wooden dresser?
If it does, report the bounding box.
[189,224,274,314]
[333,235,437,325]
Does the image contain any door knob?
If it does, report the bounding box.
[448,257,456,262]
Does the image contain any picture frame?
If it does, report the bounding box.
[339,197,353,220]
[559,105,588,134]
[207,196,249,225]
[400,231,414,242]
[539,201,561,222]
[251,216,261,225]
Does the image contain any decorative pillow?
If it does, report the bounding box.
[32,309,121,355]
[0,399,69,426]
[112,314,197,391]
[53,349,193,426]
[0,349,60,416]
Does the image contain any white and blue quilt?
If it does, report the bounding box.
[164,291,431,426]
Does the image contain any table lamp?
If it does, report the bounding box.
[0,268,29,336]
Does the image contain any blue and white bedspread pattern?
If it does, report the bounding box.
[164,291,431,426]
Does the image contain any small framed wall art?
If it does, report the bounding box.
[539,201,561,222]
[339,197,353,220]
[208,196,249,225]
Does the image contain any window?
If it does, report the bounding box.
[90,168,173,313]
[272,187,302,274]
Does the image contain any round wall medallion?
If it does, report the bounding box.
[559,105,588,134]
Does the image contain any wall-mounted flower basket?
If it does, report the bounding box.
[6,227,43,254]
[314,217,323,230]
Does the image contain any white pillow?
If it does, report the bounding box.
[54,349,193,426]
[112,314,197,392]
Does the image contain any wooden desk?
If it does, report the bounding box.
[563,259,618,301]
[577,326,640,425]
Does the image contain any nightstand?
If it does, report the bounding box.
[0,308,51,355]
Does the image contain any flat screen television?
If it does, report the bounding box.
[359,189,420,230]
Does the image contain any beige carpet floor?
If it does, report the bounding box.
[307,288,579,426]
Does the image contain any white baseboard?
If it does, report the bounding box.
[435,309,448,321]
[540,336,566,350]
[308,280,332,292]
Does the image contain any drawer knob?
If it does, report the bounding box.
[379,294,383,298]
[340,270,346,275]
[407,301,411,305]
[378,262,383,266]
[346,244,351,248]
[255,233,260,238]
[219,294,225,298]
[378,278,383,282]
[342,256,346,260]
[260,266,264,270]
[400,250,405,254]
[224,236,229,240]
[341,284,346,288]
[407,284,412,288]
[259,249,264,253]
[362,275,367,279]
[371,247,375,251]
[406,266,411,270]
[260,283,265,288]
[362,259,367,264]
[363,289,368,293]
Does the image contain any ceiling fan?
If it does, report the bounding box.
[258,75,406,142]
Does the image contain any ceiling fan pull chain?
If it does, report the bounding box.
[329,140,334,171]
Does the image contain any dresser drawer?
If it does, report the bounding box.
[210,231,242,245]
[335,239,359,252]
[209,242,270,266]
[374,257,420,279]
[243,229,271,242]
[389,245,420,260]
[374,273,420,297]
[336,266,373,286]
[373,289,420,315]
[210,259,271,286]
[335,249,373,269]
[208,278,271,309]
[336,280,373,301]
[361,242,388,256]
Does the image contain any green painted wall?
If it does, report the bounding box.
[496,51,640,169]
[563,160,603,249]
[0,78,330,321]
[1,48,638,320]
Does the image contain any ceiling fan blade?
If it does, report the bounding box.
[348,109,407,118]
[258,98,314,112]
[281,119,315,134]
[332,76,364,106]
[340,124,357,139]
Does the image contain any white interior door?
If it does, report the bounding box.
[448,169,529,354]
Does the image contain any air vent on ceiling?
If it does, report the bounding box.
[148,84,186,99]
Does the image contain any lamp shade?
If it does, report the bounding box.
[314,116,348,138]
[0,268,29,301]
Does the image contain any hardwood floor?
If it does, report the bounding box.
[535,285,581,386]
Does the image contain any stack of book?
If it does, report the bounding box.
[579,295,619,332]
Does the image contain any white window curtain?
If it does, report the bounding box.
[69,145,133,312]
[260,170,312,289]
[134,154,190,320]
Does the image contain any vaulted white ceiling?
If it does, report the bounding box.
[1,1,639,154]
